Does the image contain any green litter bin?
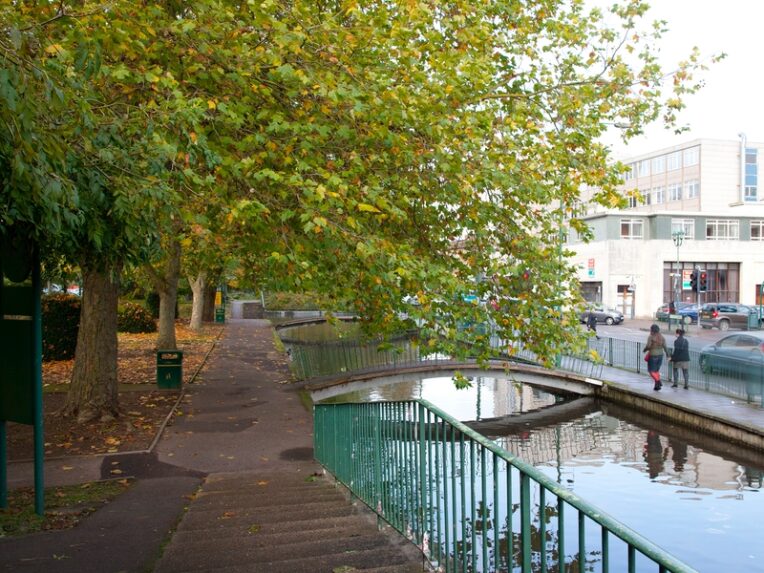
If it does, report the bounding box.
[215,307,225,323]
[157,350,183,389]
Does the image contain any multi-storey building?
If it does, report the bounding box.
[566,136,764,318]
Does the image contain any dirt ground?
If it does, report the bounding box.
[6,323,223,461]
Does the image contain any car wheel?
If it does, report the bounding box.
[719,320,730,331]
[605,317,614,325]
[683,315,692,325]
[700,355,712,374]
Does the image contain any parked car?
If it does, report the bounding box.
[655,302,698,324]
[699,302,759,331]
[699,332,764,381]
[579,305,624,325]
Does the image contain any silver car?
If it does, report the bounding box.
[699,332,764,380]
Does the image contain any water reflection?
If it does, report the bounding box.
[317,375,764,572]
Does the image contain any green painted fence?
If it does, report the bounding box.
[314,399,697,573]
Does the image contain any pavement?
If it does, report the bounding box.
[2,317,764,572]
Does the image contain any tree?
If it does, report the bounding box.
[3,0,715,420]
[224,0,715,364]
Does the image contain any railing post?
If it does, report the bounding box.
[374,403,383,519]
[419,402,427,548]
[520,473,531,572]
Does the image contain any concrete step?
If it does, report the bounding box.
[157,545,424,573]
[158,531,391,570]
[199,472,326,492]
[155,472,427,573]
[176,500,358,532]
[171,514,378,543]
[191,485,346,508]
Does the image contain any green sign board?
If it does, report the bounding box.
[0,284,35,424]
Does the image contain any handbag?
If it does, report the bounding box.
[643,352,650,362]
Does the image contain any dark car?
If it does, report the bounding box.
[655,302,698,324]
[699,302,759,331]
[579,305,624,325]
[699,333,764,381]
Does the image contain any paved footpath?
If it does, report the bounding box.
[1,319,323,573]
[3,319,764,572]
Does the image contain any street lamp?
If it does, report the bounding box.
[671,230,685,330]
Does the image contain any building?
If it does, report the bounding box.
[567,136,764,318]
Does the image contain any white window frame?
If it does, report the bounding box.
[638,160,650,177]
[751,220,764,241]
[685,180,699,198]
[667,151,681,171]
[745,147,758,202]
[653,186,664,204]
[620,218,644,239]
[671,218,695,239]
[651,155,666,174]
[668,183,682,201]
[706,219,739,240]
[683,146,699,166]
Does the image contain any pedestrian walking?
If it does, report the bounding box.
[670,328,690,389]
[586,311,599,339]
[643,324,669,390]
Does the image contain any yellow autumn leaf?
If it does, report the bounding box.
[207,100,217,110]
[45,44,63,55]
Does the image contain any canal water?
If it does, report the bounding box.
[313,374,764,573]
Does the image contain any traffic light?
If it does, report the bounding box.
[699,270,708,292]
[690,270,698,292]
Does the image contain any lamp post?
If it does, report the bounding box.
[671,230,685,330]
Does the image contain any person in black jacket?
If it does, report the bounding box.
[586,311,599,339]
[670,329,690,389]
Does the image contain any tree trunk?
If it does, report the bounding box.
[153,238,181,350]
[63,264,120,423]
[188,271,206,331]
[202,283,217,322]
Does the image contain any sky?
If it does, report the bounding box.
[600,0,764,158]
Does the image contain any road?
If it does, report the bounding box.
[596,318,741,351]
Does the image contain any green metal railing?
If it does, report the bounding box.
[314,400,697,573]
[590,337,764,406]
[286,333,603,382]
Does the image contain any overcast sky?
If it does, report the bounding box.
[600,0,763,158]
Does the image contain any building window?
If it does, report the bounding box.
[685,180,699,198]
[752,220,764,240]
[668,183,682,201]
[638,160,650,177]
[667,151,681,171]
[623,163,636,181]
[745,147,757,202]
[671,218,694,239]
[652,155,666,174]
[706,219,739,240]
[653,186,664,204]
[626,194,638,208]
[683,146,699,166]
[620,219,644,239]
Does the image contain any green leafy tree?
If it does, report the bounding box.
[224,0,716,363]
[2,0,716,422]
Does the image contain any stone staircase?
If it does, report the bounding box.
[154,471,429,573]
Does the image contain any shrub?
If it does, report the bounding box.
[42,293,81,361]
[118,302,157,333]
